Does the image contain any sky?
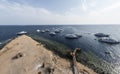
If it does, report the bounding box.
[0,0,120,25]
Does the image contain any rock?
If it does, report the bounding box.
[12,52,23,60]
[38,71,41,74]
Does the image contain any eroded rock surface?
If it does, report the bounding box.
[0,35,96,74]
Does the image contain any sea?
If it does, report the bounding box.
[0,25,120,73]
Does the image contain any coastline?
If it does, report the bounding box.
[29,34,115,74]
[0,35,96,74]
[0,34,115,74]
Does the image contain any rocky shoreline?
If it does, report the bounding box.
[0,35,96,74]
[30,34,114,74]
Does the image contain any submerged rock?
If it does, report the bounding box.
[105,51,111,54]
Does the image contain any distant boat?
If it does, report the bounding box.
[36,29,40,32]
[54,29,61,33]
[52,28,55,30]
[94,33,109,37]
[98,38,120,44]
[75,34,82,37]
[41,30,45,33]
[45,29,50,32]
[0,42,2,45]
[58,28,63,31]
[49,32,56,36]
[65,34,78,39]
[17,31,27,35]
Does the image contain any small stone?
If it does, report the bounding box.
[38,71,41,74]
[12,52,23,60]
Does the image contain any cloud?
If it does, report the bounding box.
[65,0,120,24]
[81,0,88,11]
[0,0,120,25]
[0,0,87,25]
[0,1,56,25]
[90,1,120,16]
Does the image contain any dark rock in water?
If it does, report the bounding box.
[105,51,110,54]
[94,33,109,37]
[98,38,120,44]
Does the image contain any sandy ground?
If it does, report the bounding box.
[0,35,97,74]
